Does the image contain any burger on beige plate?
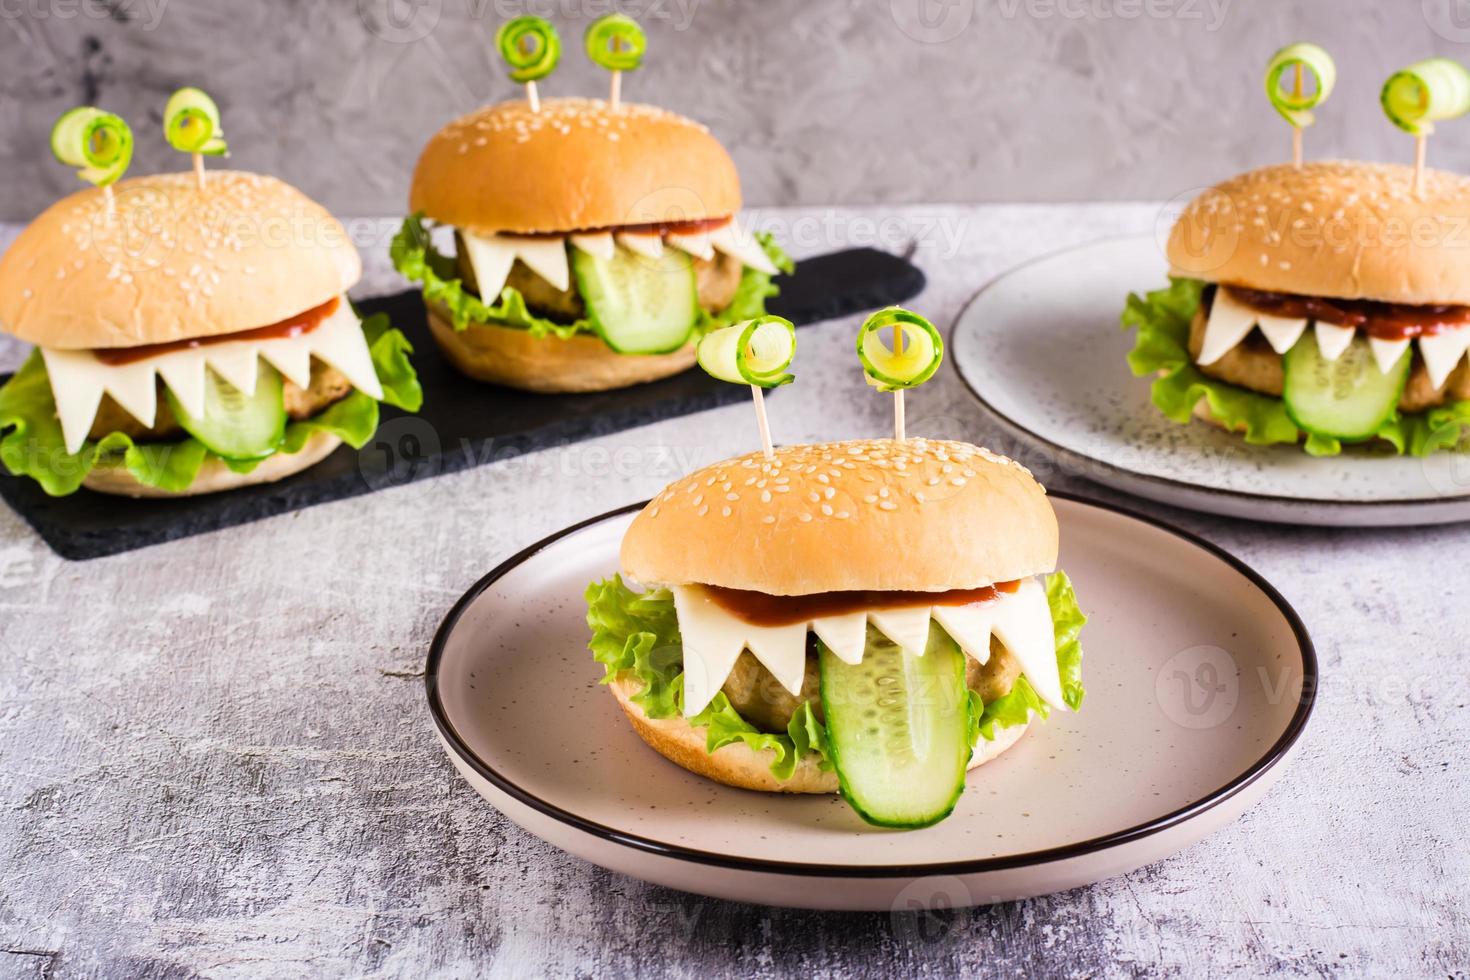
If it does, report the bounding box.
[1125,161,1470,456]
[0,171,422,497]
[585,438,1087,829]
[392,97,790,393]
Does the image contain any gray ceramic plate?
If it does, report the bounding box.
[952,236,1470,526]
[426,494,1315,911]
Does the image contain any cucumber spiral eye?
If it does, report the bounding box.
[1382,58,1470,135]
[165,87,228,156]
[585,13,646,73]
[697,316,796,388]
[857,307,943,392]
[50,107,133,187]
[1264,43,1335,128]
[497,16,561,84]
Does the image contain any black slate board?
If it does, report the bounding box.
[0,247,924,560]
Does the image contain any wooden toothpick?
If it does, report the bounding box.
[893,322,906,441]
[1291,63,1304,168]
[1414,133,1427,196]
[750,385,774,458]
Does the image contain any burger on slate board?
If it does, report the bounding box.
[392,96,792,393]
[1125,162,1470,456]
[0,167,423,497]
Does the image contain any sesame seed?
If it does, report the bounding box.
[879,501,898,511]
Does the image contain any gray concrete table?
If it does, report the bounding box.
[0,206,1465,978]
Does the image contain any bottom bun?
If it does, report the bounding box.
[609,676,1030,795]
[81,431,342,498]
[426,302,696,393]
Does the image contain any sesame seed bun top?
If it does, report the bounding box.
[408,97,742,235]
[0,171,361,350]
[1167,160,1470,306]
[619,439,1058,596]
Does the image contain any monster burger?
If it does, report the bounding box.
[586,439,1086,829]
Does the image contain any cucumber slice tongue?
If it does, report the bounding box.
[572,246,699,355]
[1282,334,1409,442]
[819,622,972,829]
[164,364,287,461]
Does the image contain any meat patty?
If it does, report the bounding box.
[1188,306,1470,413]
[718,632,1025,734]
[88,359,355,442]
[454,235,746,324]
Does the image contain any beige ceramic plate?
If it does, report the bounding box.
[426,494,1315,911]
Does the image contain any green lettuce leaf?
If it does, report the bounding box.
[391,214,792,338]
[585,575,684,718]
[689,690,832,780]
[0,314,421,496]
[975,571,1088,741]
[1122,277,1470,455]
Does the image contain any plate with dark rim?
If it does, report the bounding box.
[425,491,1315,910]
[952,235,1470,527]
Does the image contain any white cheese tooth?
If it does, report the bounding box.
[205,345,259,396]
[1369,336,1411,374]
[98,359,159,431]
[666,229,715,261]
[303,300,382,400]
[1197,288,1258,365]
[1314,321,1356,361]
[930,603,997,665]
[1418,328,1470,389]
[460,232,517,301]
[155,350,207,420]
[810,611,868,665]
[40,348,108,455]
[1255,314,1308,355]
[616,232,664,259]
[991,579,1065,710]
[258,336,313,390]
[742,622,811,698]
[709,221,779,276]
[670,586,748,717]
[569,232,616,260]
[508,236,570,292]
[867,605,933,656]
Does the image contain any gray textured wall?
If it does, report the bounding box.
[5,0,1470,220]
